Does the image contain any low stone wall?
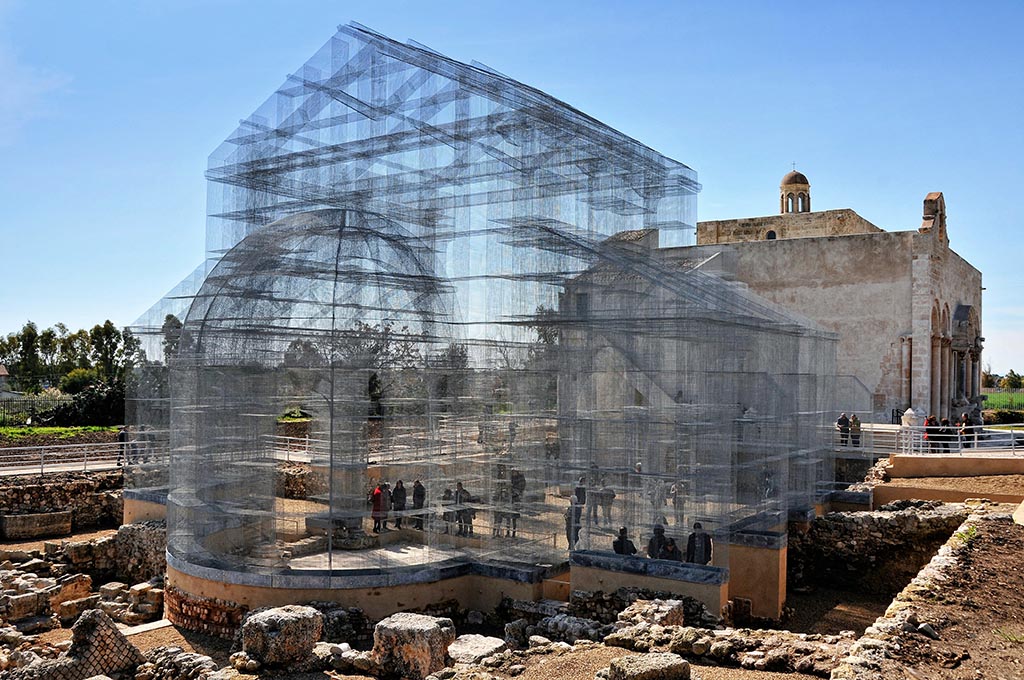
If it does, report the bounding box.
[0,511,72,540]
[568,587,719,627]
[0,471,123,530]
[788,500,968,595]
[164,585,249,638]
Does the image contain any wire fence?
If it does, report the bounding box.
[0,396,73,426]
[982,388,1024,410]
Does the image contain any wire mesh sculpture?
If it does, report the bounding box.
[128,23,837,590]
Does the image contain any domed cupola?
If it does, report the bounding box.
[780,170,810,213]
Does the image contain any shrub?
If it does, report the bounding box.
[983,409,1024,425]
[44,380,125,426]
[59,367,99,394]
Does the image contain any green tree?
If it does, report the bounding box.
[60,367,99,394]
[161,314,184,362]
[119,327,146,379]
[38,327,59,386]
[14,322,42,393]
[89,320,122,380]
[998,369,1022,390]
[982,363,998,389]
[58,329,92,373]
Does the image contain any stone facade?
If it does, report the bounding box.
[682,178,983,421]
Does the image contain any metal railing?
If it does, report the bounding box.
[897,424,1023,455]
[0,441,170,475]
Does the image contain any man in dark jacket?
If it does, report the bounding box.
[392,480,407,529]
[646,524,668,558]
[685,522,713,565]
[412,480,426,530]
[613,527,637,555]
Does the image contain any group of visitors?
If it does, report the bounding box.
[611,523,713,565]
[370,479,427,533]
[834,413,862,447]
[924,413,979,451]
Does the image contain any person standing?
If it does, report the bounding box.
[380,482,392,530]
[835,413,850,447]
[685,522,713,565]
[598,485,615,526]
[612,526,637,555]
[455,481,473,536]
[116,426,129,466]
[646,524,668,559]
[412,480,426,530]
[371,483,386,533]
[392,480,407,529]
[849,414,862,448]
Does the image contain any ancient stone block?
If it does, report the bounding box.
[241,605,324,666]
[58,595,101,624]
[447,634,507,664]
[372,613,455,680]
[609,652,690,680]
[46,573,92,609]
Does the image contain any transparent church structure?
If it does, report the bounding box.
[128,23,837,606]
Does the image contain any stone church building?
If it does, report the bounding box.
[656,171,983,422]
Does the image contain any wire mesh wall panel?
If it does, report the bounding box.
[128,23,837,589]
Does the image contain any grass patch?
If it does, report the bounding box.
[994,628,1024,644]
[983,393,1024,410]
[953,525,978,548]
[0,425,119,440]
[277,408,312,423]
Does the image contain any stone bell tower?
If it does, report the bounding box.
[780,170,811,214]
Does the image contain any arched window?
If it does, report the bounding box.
[798,193,807,212]
[786,193,794,212]
[765,230,777,240]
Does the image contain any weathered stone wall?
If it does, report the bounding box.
[276,463,329,500]
[671,208,982,420]
[113,521,166,584]
[0,471,123,531]
[788,501,968,594]
[567,587,718,627]
[697,208,883,245]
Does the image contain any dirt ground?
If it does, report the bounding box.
[783,586,890,636]
[881,473,1024,497]
[885,519,1024,679]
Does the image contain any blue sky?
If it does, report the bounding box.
[0,1,1021,372]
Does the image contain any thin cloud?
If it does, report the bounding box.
[0,9,69,145]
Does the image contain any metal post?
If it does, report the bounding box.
[40,449,45,476]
